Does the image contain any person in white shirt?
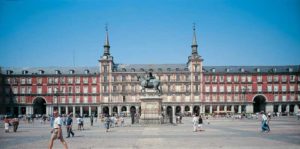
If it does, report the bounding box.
[192,115,198,132]
[48,111,68,149]
[261,111,270,133]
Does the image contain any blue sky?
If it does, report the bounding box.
[0,0,300,67]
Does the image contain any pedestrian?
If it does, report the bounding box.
[120,116,124,127]
[76,116,81,130]
[80,116,84,130]
[198,115,203,131]
[4,116,10,133]
[104,114,111,132]
[90,115,94,126]
[261,111,270,133]
[11,117,19,132]
[48,110,68,149]
[66,114,74,138]
[192,115,198,132]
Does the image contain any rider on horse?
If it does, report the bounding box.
[146,72,155,87]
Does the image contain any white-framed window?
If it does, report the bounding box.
[27,78,32,84]
[68,86,73,93]
[60,77,65,84]
[212,75,217,82]
[48,77,53,84]
[234,85,239,92]
[61,97,66,103]
[68,77,73,84]
[212,95,217,102]
[212,86,217,92]
[219,95,224,102]
[84,96,88,103]
[234,76,239,82]
[47,87,52,94]
[92,96,97,103]
[21,78,26,84]
[13,87,18,94]
[68,96,73,103]
[205,94,210,102]
[226,76,232,82]
[274,94,279,101]
[241,76,246,82]
[53,96,57,103]
[92,86,97,93]
[21,87,25,94]
[290,85,295,92]
[247,85,252,92]
[247,75,252,82]
[60,86,66,93]
[21,96,26,103]
[281,75,287,82]
[219,76,224,82]
[257,85,262,92]
[75,86,80,93]
[92,77,97,84]
[37,86,42,94]
[257,75,262,82]
[75,77,80,84]
[37,77,42,84]
[227,85,232,92]
[220,85,224,92]
[290,95,295,101]
[205,86,210,92]
[234,95,239,102]
[76,96,80,103]
[274,85,278,92]
[267,85,272,92]
[267,75,272,82]
[83,77,88,84]
[274,75,278,82]
[205,76,210,82]
[282,95,286,101]
[54,77,58,84]
[282,85,286,92]
[83,86,88,93]
[298,84,300,91]
[290,75,295,82]
[227,95,232,102]
[27,87,31,94]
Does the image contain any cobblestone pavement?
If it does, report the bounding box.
[0,116,299,149]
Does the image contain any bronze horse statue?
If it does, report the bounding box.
[138,76,162,95]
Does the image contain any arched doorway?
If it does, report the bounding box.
[102,106,109,115]
[130,106,136,124]
[193,106,200,116]
[113,106,118,116]
[33,97,46,115]
[253,95,266,113]
[166,106,173,123]
[175,106,181,115]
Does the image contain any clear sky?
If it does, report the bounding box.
[0,0,300,67]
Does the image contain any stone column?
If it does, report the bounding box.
[18,106,21,115]
[98,106,102,115]
[278,105,282,112]
[172,105,176,123]
[46,106,50,115]
[126,105,130,114]
[238,105,241,113]
[286,104,290,115]
[58,106,61,114]
[217,105,220,112]
[181,105,184,114]
[294,104,299,115]
[266,104,273,113]
[209,105,212,114]
[72,106,75,118]
[231,105,234,112]
[163,105,167,116]
[89,106,92,116]
[246,104,253,113]
[189,105,193,114]
[224,105,227,112]
[117,106,121,115]
[135,106,139,114]
[65,106,69,115]
[80,106,83,117]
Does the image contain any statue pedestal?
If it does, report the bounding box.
[140,95,162,125]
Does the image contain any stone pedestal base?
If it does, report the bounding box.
[140,95,162,124]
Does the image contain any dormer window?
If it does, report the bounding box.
[39,70,44,75]
[256,68,260,72]
[288,68,293,72]
[6,70,13,75]
[272,68,277,72]
[55,70,61,75]
[240,68,244,72]
[158,68,163,72]
[226,68,230,72]
[167,68,171,71]
[131,68,135,72]
[211,68,215,73]
[122,68,126,72]
[140,68,144,72]
[69,70,75,74]
[85,70,89,74]
[22,70,28,75]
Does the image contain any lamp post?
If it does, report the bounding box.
[54,87,60,112]
[242,86,248,113]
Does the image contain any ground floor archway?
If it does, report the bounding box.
[193,106,200,116]
[33,97,46,115]
[253,95,266,113]
[102,106,109,115]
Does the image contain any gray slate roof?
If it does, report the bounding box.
[1,65,299,75]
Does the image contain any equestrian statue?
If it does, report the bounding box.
[138,72,162,95]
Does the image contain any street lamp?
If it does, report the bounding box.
[54,87,60,111]
[242,86,249,113]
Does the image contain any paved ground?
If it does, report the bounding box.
[0,116,299,149]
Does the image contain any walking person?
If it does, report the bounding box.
[192,115,198,132]
[76,116,81,130]
[66,114,74,138]
[198,115,204,131]
[90,115,94,126]
[4,116,10,133]
[104,114,111,132]
[11,117,19,132]
[48,110,68,149]
[261,111,270,133]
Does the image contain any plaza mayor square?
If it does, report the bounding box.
[0,0,299,149]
